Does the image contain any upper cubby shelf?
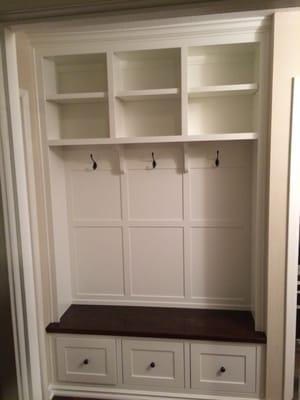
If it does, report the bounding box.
[114,48,180,91]
[43,53,108,94]
[187,43,257,88]
[43,53,109,139]
[187,43,258,136]
[41,43,260,143]
[113,48,181,138]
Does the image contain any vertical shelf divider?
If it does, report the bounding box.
[183,143,189,173]
[181,47,188,137]
[116,145,126,174]
[107,51,117,138]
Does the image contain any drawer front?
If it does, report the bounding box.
[122,339,184,388]
[191,343,256,394]
[56,336,117,384]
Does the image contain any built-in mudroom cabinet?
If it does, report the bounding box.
[13,14,271,400]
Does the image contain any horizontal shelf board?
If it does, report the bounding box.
[48,133,258,146]
[188,83,258,98]
[46,304,266,344]
[116,88,179,101]
[46,92,107,103]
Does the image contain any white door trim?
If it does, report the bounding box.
[19,89,44,400]
[0,28,30,400]
[284,77,300,400]
[0,28,43,400]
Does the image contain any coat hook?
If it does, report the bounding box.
[215,150,220,167]
[90,153,98,170]
[152,152,157,169]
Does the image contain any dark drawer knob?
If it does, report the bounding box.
[83,359,89,365]
[220,366,226,373]
[150,362,156,368]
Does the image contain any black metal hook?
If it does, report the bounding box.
[90,153,98,170]
[152,152,157,169]
[215,150,220,167]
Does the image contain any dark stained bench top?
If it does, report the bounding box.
[46,304,266,344]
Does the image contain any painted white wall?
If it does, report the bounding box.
[266,10,300,400]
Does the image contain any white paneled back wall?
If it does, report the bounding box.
[49,141,253,313]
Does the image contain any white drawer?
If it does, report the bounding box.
[122,339,184,388]
[56,336,117,385]
[191,342,257,394]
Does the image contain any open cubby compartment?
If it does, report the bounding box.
[47,141,257,318]
[115,97,181,137]
[186,141,254,308]
[48,145,121,317]
[45,100,109,139]
[188,94,255,135]
[188,43,258,89]
[43,53,108,95]
[114,48,181,92]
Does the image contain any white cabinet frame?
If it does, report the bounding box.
[30,17,270,332]
[0,28,44,400]
[0,14,273,400]
[284,77,300,400]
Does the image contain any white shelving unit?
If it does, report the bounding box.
[41,44,259,143]
[36,34,267,321]
[28,16,270,400]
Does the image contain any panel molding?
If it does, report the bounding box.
[28,15,270,50]
[61,143,252,308]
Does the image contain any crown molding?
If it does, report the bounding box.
[28,15,271,50]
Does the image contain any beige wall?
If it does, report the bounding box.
[0,0,300,13]
[0,0,101,11]
[266,10,300,400]
[1,1,300,23]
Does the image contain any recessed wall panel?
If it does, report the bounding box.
[128,170,183,220]
[190,227,250,306]
[70,170,121,220]
[190,168,247,222]
[73,227,124,296]
[129,227,184,297]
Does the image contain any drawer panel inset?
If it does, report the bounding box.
[56,336,117,385]
[122,339,184,388]
[191,342,256,393]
